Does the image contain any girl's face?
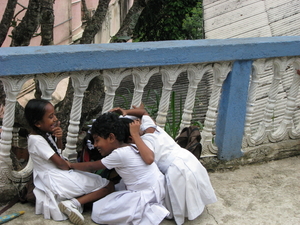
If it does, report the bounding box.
[35,103,58,133]
[93,134,115,157]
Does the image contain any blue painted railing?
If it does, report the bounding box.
[1,36,300,75]
[1,36,300,159]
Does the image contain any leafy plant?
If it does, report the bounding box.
[114,87,133,109]
[192,120,204,130]
[182,1,204,40]
[143,89,161,118]
[164,91,183,139]
[133,0,200,41]
[114,87,203,139]
[191,96,204,130]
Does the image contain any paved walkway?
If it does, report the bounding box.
[1,156,300,225]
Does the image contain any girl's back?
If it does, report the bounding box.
[101,145,163,191]
[140,115,217,225]
[141,116,182,173]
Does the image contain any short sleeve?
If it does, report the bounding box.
[28,135,56,160]
[141,134,155,152]
[101,150,123,170]
[140,115,156,131]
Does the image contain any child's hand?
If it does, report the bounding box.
[109,107,126,116]
[132,103,145,109]
[52,121,63,139]
[129,120,141,138]
[65,160,72,169]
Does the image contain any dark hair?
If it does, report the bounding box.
[91,112,133,143]
[119,118,134,143]
[25,99,49,129]
[24,99,60,155]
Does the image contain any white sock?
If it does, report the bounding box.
[70,198,81,210]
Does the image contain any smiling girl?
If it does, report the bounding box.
[24,99,114,225]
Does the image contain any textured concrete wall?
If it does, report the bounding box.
[203,0,300,39]
[202,0,300,160]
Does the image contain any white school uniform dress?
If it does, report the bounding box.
[28,134,110,221]
[140,115,217,225]
[91,145,169,225]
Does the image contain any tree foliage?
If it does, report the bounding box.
[133,0,201,41]
[182,1,203,40]
[0,0,203,145]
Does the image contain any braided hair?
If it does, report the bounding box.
[24,99,60,156]
[91,112,133,143]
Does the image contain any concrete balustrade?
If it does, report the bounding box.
[0,36,300,202]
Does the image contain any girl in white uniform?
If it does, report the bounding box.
[68,112,169,225]
[112,106,217,225]
[25,99,114,225]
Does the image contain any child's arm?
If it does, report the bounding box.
[109,105,149,118]
[50,154,70,170]
[130,120,154,165]
[52,121,63,150]
[68,160,106,172]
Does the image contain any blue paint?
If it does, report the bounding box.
[0,36,300,76]
[0,36,299,161]
[215,60,252,160]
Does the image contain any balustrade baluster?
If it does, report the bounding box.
[102,69,132,114]
[63,71,100,162]
[131,67,159,108]
[0,75,33,196]
[156,65,185,128]
[201,62,231,157]
[179,64,212,132]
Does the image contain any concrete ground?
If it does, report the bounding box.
[1,156,300,225]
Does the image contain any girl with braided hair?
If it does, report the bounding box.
[68,112,169,225]
[24,99,114,225]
